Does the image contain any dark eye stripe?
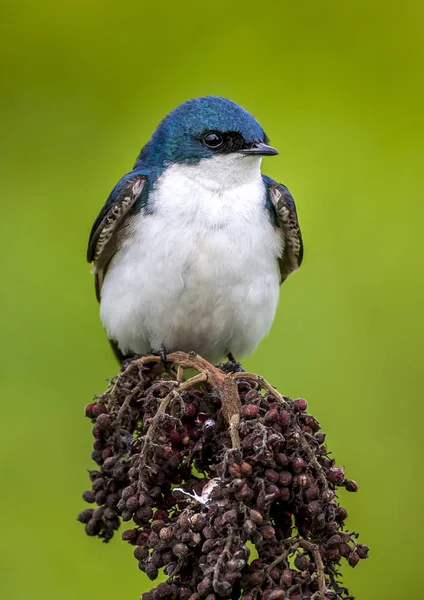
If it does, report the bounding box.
[201,131,247,153]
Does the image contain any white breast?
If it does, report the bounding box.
[100,155,282,362]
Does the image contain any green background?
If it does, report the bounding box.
[1,1,422,598]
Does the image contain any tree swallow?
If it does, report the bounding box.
[87,96,303,363]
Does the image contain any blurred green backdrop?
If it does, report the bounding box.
[1,1,423,598]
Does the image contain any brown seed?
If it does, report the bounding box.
[339,543,351,558]
[94,490,106,505]
[279,487,291,502]
[133,545,148,560]
[214,582,232,597]
[326,547,340,561]
[242,404,260,419]
[224,571,238,585]
[268,566,280,582]
[144,563,158,580]
[327,467,345,485]
[335,507,348,522]
[348,551,360,567]
[197,577,212,596]
[266,484,280,496]
[304,484,319,502]
[192,532,201,545]
[281,569,293,587]
[121,528,137,542]
[85,518,101,536]
[304,415,320,432]
[294,398,308,411]
[240,461,253,477]
[248,571,264,586]
[327,534,342,547]
[264,408,279,423]
[244,389,260,402]
[265,469,279,483]
[292,457,306,473]
[96,413,111,430]
[92,403,108,417]
[228,463,241,478]
[77,508,94,523]
[102,457,116,470]
[222,509,238,524]
[243,519,256,536]
[85,403,96,418]
[279,471,293,486]
[202,526,216,539]
[213,515,223,530]
[136,531,149,546]
[190,513,206,531]
[227,558,246,571]
[82,490,95,503]
[307,500,321,517]
[156,583,173,599]
[294,474,309,488]
[136,505,153,522]
[184,403,197,418]
[148,531,159,547]
[356,544,370,559]
[201,539,217,554]
[159,526,174,541]
[345,479,359,492]
[91,425,103,439]
[261,524,276,539]
[126,496,139,512]
[173,543,189,557]
[269,592,286,600]
[296,554,311,571]
[237,483,253,503]
[151,519,166,533]
[138,493,148,506]
[249,509,263,525]
[275,453,289,466]
[279,410,291,427]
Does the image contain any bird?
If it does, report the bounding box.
[87,96,303,364]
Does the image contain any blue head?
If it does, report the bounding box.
[134,96,278,168]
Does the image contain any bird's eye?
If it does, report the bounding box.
[202,131,224,149]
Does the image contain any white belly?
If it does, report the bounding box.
[100,159,282,362]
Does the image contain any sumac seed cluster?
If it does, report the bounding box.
[78,357,368,599]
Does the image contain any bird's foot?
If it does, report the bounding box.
[218,353,244,374]
[152,346,169,371]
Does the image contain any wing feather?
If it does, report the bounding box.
[268,182,303,284]
[87,173,147,300]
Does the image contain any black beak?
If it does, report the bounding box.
[240,142,279,157]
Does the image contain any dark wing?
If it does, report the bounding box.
[268,182,303,284]
[87,173,147,300]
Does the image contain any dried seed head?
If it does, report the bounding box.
[78,356,367,600]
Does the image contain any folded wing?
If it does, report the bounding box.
[268,182,303,284]
[87,173,147,300]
